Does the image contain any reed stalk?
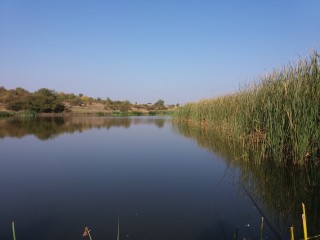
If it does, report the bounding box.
[260,217,264,240]
[302,203,308,240]
[12,221,16,240]
[290,226,295,240]
[83,227,93,240]
[117,216,120,240]
[174,52,320,165]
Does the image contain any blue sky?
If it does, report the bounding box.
[1,1,319,104]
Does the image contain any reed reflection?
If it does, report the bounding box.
[173,122,320,239]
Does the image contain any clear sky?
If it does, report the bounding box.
[1,1,319,104]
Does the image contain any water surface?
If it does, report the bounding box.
[0,117,318,239]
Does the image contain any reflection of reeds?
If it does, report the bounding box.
[173,122,320,238]
[174,52,320,165]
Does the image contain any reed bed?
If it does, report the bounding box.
[174,52,320,165]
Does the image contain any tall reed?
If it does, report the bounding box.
[174,52,320,165]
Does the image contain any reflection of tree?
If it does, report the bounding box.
[173,122,320,239]
[154,119,165,128]
[131,117,165,128]
[0,117,166,140]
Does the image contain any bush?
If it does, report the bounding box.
[6,88,65,113]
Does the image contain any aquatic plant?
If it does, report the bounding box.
[289,203,320,240]
[12,222,16,240]
[15,110,37,117]
[174,52,320,165]
[83,227,93,240]
[9,207,320,240]
[0,111,13,117]
[82,216,120,240]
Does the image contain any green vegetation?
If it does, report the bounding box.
[0,86,177,116]
[12,222,16,240]
[174,52,320,165]
[0,111,13,117]
[0,87,64,113]
[15,110,37,117]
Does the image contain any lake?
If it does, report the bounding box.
[0,117,319,240]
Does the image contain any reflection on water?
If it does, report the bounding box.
[0,116,166,140]
[1,117,319,239]
[4,116,253,240]
[173,122,320,239]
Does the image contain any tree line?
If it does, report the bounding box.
[0,86,176,113]
[0,87,65,113]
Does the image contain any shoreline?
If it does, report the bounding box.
[0,108,175,118]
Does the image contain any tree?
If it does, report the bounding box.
[34,88,55,97]
[8,88,66,113]
[118,100,131,112]
[154,99,165,110]
[0,86,8,102]
[15,87,30,96]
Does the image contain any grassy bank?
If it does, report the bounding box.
[0,111,13,117]
[174,52,320,165]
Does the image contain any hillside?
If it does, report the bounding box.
[0,87,177,116]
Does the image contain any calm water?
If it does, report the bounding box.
[0,117,319,240]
